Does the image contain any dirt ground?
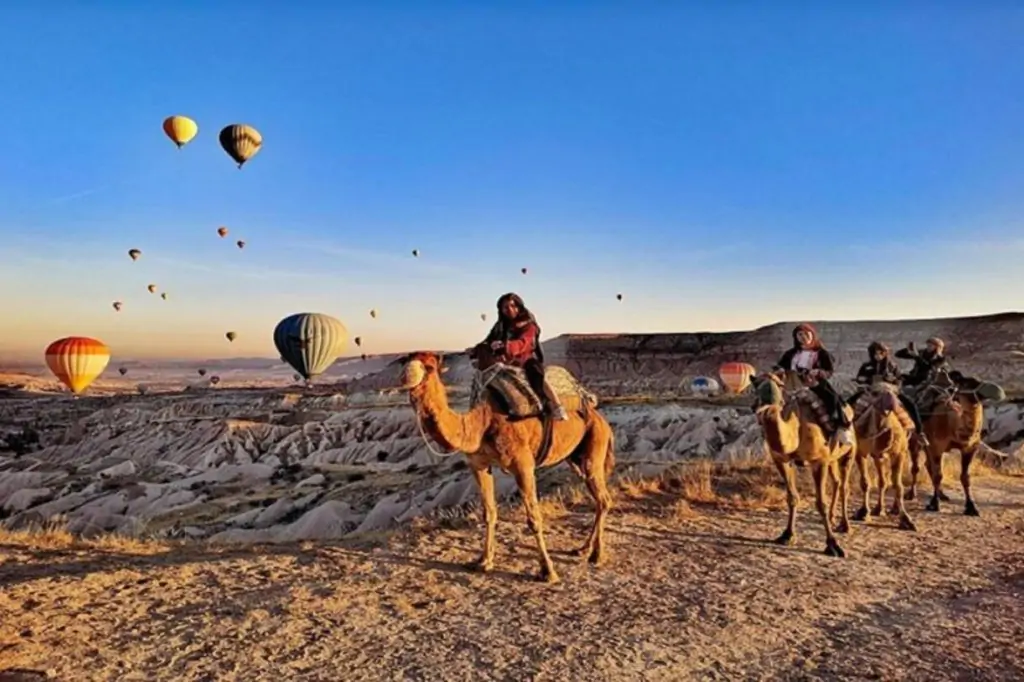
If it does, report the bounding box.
[1,461,1023,682]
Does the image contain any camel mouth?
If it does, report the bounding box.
[401,360,426,389]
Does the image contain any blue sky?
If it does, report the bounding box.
[1,2,1023,361]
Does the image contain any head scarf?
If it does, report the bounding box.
[792,323,822,350]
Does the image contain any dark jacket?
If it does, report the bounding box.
[894,347,949,387]
[481,293,544,367]
[773,323,836,379]
[856,341,902,387]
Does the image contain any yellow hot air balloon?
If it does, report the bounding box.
[128,249,141,261]
[147,284,157,294]
[162,115,198,149]
[45,336,110,395]
[225,331,237,342]
[219,124,262,168]
[217,226,229,238]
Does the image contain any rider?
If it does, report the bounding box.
[772,323,854,446]
[895,337,950,389]
[850,341,927,443]
[478,292,568,421]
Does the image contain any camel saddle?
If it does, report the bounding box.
[782,387,836,433]
[469,363,598,419]
[852,385,915,434]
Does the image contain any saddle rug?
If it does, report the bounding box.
[853,388,916,434]
[784,387,838,433]
[470,363,599,418]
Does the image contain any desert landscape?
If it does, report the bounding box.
[2,316,1024,681]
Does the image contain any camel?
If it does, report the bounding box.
[849,385,917,531]
[752,373,854,557]
[399,350,615,584]
[906,371,992,516]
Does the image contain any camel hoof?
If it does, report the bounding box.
[964,501,980,517]
[889,505,901,517]
[587,550,605,567]
[466,557,494,573]
[925,497,940,513]
[852,507,868,522]
[904,488,917,501]
[538,568,560,584]
[773,530,795,546]
[898,514,918,532]
[824,538,846,558]
[938,490,952,503]
[834,519,851,534]
[870,505,883,517]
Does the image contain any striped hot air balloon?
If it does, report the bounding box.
[273,312,348,381]
[45,336,110,395]
[719,362,756,394]
[219,124,262,168]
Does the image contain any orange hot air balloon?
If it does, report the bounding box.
[719,362,756,394]
[217,226,228,238]
[162,115,198,148]
[45,336,110,395]
[147,284,157,294]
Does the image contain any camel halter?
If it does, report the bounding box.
[413,408,460,459]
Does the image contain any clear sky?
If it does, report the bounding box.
[1,2,1023,362]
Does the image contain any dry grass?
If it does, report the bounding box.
[0,519,168,555]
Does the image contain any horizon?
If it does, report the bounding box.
[3,4,1024,364]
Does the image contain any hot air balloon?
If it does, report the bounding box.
[616,293,623,301]
[719,362,756,394]
[412,249,419,257]
[690,376,720,396]
[293,373,302,382]
[118,367,128,376]
[128,249,141,261]
[480,313,487,322]
[161,292,168,301]
[360,353,367,361]
[162,115,198,149]
[236,240,245,249]
[219,124,262,168]
[147,284,157,294]
[44,337,110,395]
[225,331,237,342]
[112,301,122,312]
[210,375,220,385]
[354,336,362,347]
[217,226,228,238]
[369,309,377,319]
[273,312,348,381]
[521,267,528,275]
[197,368,207,377]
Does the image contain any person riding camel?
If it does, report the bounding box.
[895,337,950,389]
[772,323,854,446]
[850,341,927,444]
[476,292,568,421]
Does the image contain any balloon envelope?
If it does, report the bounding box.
[690,376,720,395]
[45,336,110,395]
[162,115,198,148]
[719,362,756,394]
[273,312,349,380]
[219,124,262,167]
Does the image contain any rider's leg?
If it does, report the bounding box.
[524,359,567,420]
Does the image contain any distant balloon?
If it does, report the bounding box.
[273,312,348,381]
[219,124,262,168]
[217,226,228,238]
[616,293,623,301]
[480,313,487,322]
[521,267,528,275]
[225,331,237,342]
[160,292,168,301]
[293,373,302,382]
[210,376,220,385]
[44,336,110,395]
[112,301,123,312]
[369,309,377,319]
[118,367,128,376]
[236,240,245,249]
[360,353,367,361]
[197,368,207,377]
[690,376,720,396]
[719,362,756,394]
[412,249,419,257]
[128,249,141,261]
[354,336,362,347]
[162,115,198,149]
[147,284,157,294]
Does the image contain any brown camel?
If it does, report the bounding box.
[752,373,854,557]
[907,371,989,516]
[850,386,917,531]
[400,351,615,584]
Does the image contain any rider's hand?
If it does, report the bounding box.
[906,341,916,352]
[490,340,504,351]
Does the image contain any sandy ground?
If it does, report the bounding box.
[1,460,1022,682]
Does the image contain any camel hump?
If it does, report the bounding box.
[470,363,598,418]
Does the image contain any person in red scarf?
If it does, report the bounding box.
[773,323,853,446]
[475,292,568,421]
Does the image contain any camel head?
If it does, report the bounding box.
[399,351,445,390]
[751,374,783,414]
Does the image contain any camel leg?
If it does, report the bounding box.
[468,465,498,572]
[834,454,852,534]
[872,456,889,517]
[890,451,917,531]
[853,454,871,522]
[905,438,922,501]
[961,446,980,517]
[925,443,945,513]
[772,458,798,546]
[570,431,614,566]
[826,459,840,529]
[512,465,559,584]
[814,462,845,558]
